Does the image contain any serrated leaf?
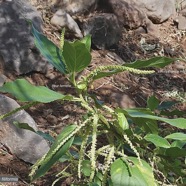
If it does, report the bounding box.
[62,40,91,73]
[0,79,71,103]
[144,134,171,148]
[124,57,175,68]
[111,158,157,186]
[165,133,186,141]
[120,108,186,129]
[147,95,159,111]
[31,24,67,74]
[31,125,76,181]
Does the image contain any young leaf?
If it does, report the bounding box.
[147,95,159,111]
[13,121,36,133]
[31,125,76,181]
[165,133,186,141]
[80,34,91,51]
[13,121,55,143]
[120,108,186,129]
[0,79,71,103]
[111,158,157,186]
[62,40,91,73]
[116,111,129,131]
[82,160,91,177]
[124,57,175,68]
[144,134,171,148]
[31,24,67,74]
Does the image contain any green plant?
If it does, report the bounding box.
[0,24,186,186]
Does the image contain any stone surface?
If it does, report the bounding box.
[177,14,186,30]
[83,13,122,49]
[132,0,176,24]
[110,93,136,108]
[107,0,175,34]
[175,0,186,12]
[0,0,51,75]
[0,94,49,164]
[108,0,148,29]
[0,74,6,86]
[51,9,83,38]
[53,0,97,15]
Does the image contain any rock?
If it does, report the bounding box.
[108,0,175,32]
[110,92,136,108]
[0,0,51,75]
[0,74,7,86]
[83,13,122,49]
[132,0,176,23]
[53,0,97,15]
[177,14,186,30]
[51,9,83,38]
[175,0,186,12]
[108,0,148,29]
[114,45,137,62]
[0,94,49,164]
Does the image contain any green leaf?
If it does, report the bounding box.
[121,108,186,129]
[124,57,175,68]
[116,111,129,131]
[82,160,91,176]
[111,158,157,186]
[144,134,171,148]
[59,154,70,163]
[31,24,67,74]
[171,140,186,148]
[32,125,76,181]
[62,40,91,73]
[13,121,55,143]
[80,34,91,51]
[165,133,186,141]
[0,79,71,103]
[160,109,185,117]
[13,121,36,133]
[147,95,159,111]
[157,101,178,110]
[165,147,186,158]
[36,131,55,143]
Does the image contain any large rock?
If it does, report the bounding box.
[51,9,83,38]
[108,0,147,29]
[83,13,122,49]
[53,0,97,15]
[132,0,176,23]
[0,94,49,164]
[0,0,51,75]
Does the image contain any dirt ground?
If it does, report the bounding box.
[0,1,186,186]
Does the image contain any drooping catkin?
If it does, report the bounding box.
[78,131,89,179]
[89,114,99,182]
[123,134,142,166]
